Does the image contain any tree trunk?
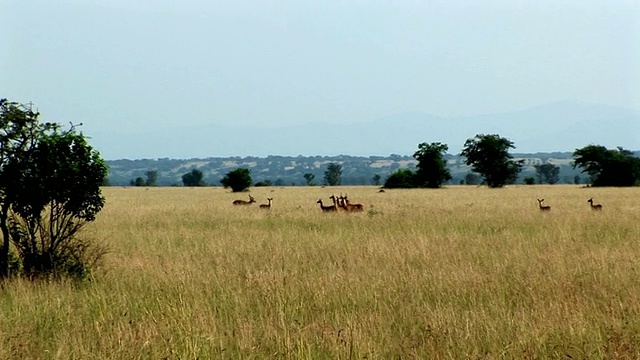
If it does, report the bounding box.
[0,203,10,278]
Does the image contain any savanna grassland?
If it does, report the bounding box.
[2,185,640,359]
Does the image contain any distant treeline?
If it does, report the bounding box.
[105,152,601,187]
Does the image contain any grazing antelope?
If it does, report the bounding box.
[260,197,273,209]
[537,198,551,211]
[342,194,364,212]
[587,198,603,210]
[317,199,337,212]
[233,195,256,205]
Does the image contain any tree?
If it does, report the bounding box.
[534,163,560,184]
[413,142,451,188]
[464,172,481,185]
[372,174,381,186]
[0,99,56,277]
[254,179,272,187]
[324,163,342,186]
[573,145,640,187]
[0,99,107,279]
[303,173,315,186]
[384,168,417,189]
[9,126,108,278]
[130,177,145,186]
[460,134,524,188]
[182,169,205,187]
[220,168,252,192]
[145,170,158,186]
[524,177,535,185]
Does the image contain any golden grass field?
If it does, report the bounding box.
[2,185,640,359]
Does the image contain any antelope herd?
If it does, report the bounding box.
[536,198,604,212]
[233,193,605,213]
[232,193,366,212]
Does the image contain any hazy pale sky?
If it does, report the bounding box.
[2,0,639,147]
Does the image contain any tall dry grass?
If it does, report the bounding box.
[1,185,640,359]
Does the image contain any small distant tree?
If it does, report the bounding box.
[524,177,535,185]
[220,168,252,192]
[324,163,342,186]
[145,170,158,186]
[534,163,560,184]
[254,179,273,187]
[130,177,145,186]
[182,169,206,187]
[413,142,451,188]
[460,134,523,188]
[303,173,316,186]
[372,174,381,186]
[384,168,417,189]
[573,145,640,187]
[464,172,481,185]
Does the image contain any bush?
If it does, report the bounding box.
[384,168,418,189]
[221,168,253,192]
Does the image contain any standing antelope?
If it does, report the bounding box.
[587,198,603,210]
[537,198,551,211]
[260,197,273,209]
[342,194,364,212]
[317,199,337,212]
[233,195,256,205]
[330,194,347,211]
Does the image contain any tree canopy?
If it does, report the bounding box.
[460,134,523,188]
[534,163,560,184]
[573,145,640,186]
[0,99,107,279]
[220,168,252,192]
[182,169,206,187]
[413,142,451,188]
[324,163,342,186]
[384,168,417,189]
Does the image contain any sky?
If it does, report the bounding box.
[2,0,639,158]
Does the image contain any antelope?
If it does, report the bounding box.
[587,198,602,210]
[329,194,347,211]
[537,198,551,211]
[260,197,273,209]
[317,199,337,212]
[342,194,364,212]
[233,195,256,205]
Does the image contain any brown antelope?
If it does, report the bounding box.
[587,198,602,210]
[329,194,347,211]
[260,197,273,209]
[537,198,551,211]
[342,194,364,212]
[317,199,337,212]
[233,195,256,205]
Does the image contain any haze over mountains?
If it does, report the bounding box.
[93,100,640,160]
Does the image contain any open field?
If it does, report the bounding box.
[2,185,640,359]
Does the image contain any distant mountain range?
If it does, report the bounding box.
[92,100,640,160]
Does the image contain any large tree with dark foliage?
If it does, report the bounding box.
[0,99,107,279]
[220,168,252,192]
[460,134,523,188]
[573,145,640,186]
[324,163,342,186]
[413,142,451,188]
[534,163,560,184]
[182,169,206,187]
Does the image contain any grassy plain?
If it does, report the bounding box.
[1,185,640,359]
